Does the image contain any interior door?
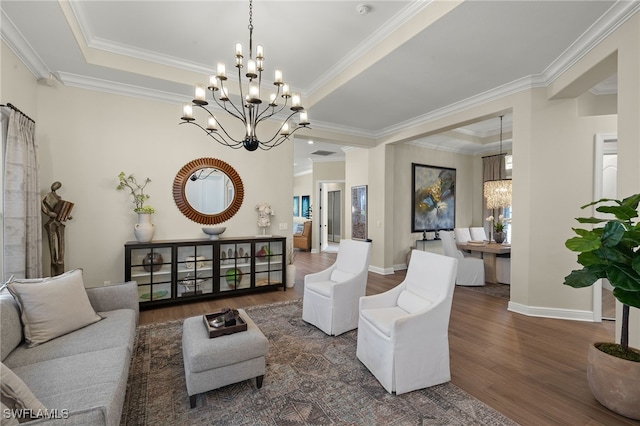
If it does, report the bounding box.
[327,190,341,243]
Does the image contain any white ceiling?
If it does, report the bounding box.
[1,1,632,174]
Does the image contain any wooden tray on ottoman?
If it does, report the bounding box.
[203,310,247,338]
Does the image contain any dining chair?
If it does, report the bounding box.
[439,231,485,286]
[469,227,487,241]
[453,227,472,243]
[356,249,457,394]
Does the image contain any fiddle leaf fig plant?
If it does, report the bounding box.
[564,193,640,360]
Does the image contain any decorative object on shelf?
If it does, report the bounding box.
[564,194,640,420]
[486,214,509,243]
[179,0,310,152]
[483,116,512,209]
[185,255,206,269]
[139,290,169,300]
[202,227,226,240]
[225,268,243,286]
[135,213,155,243]
[256,245,271,261]
[228,248,234,261]
[256,202,274,236]
[143,252,163,272]
[117,171,155,242]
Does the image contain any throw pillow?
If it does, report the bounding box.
[6,269,102,347]
[1,361,46,422]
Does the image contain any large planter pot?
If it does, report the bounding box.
[134,213,155,243]
[587,342,640,420]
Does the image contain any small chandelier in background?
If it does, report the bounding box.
[180,0,310,151]
[483,115,512,209]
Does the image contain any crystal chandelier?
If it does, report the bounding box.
[180,0,310,151]
[483,115,512,209]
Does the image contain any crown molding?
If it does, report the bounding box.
[1,10,50,79]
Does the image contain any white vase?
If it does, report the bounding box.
[134,213,155,242]
[286,264,296,288]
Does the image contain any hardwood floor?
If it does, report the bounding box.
[139,250,639,426]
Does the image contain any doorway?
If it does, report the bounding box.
[327,190,341,243]
[594,133,617,322]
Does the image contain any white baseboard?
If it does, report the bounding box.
[508,301,595,322]
[394,263,408,271]
[369,265,395,275]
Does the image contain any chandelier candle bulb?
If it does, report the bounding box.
[216,62,226,80]
[247,60,257,78]
[235,43,243,57]
[269,93,277,106]
[208,75,218,91]
[256,58,264,71]
[194,84,207,104]
[274,69,283,84]
[280,122,290,135]
[220,87,229,101]
[299,111,309,125]
[256,45,264,59]
[207,117,217,131]
[181,103,194,121]
[282,84,290,97]
[248,81,261,103]
[291,93,302,110]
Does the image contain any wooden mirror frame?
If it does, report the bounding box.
[173,158,244,224]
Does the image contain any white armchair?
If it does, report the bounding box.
[356,250,457,394]
[302,239,371,336]
[440,231,485,286]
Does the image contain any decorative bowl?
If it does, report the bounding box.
[202,227,226,240]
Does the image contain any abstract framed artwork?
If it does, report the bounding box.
[293,196,300,217]
[411,163,456,233]
[301,195,310,219]
[351,185,368,240]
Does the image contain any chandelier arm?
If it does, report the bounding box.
[257,124,309,150]
[216,80,248,123]
[179,120,244,147]
[236,66,249,123]
[255,102,289,123]
[202,96,245,124]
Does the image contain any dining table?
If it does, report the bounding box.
[456,241,511,284]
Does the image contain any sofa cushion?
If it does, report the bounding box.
[3,309,136,369]
[6,269,102,348]
[10,347,131,426]
[0,291,23,362]
[0,361,47,421]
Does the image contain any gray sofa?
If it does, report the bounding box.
[0,281,138,425]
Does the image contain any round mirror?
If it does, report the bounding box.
[173,158,244,224]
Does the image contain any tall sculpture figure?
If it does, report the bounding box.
[41,181,74,276]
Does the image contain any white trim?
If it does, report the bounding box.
[508,301,595,322]
[369,265,395,276]
[394,263,408,271]
[0,10,50,79]
[592,133,618,323]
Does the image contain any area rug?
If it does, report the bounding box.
[464,283,510,299]
[121,300,518,425]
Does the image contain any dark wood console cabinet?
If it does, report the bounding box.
[124,236,286,309]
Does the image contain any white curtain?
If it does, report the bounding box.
[482,154,506,238]
[4,110,41,279]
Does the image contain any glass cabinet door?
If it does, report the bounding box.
[255,240,284,287]
[130,246,172,302]
[176,245,213,298]
[219,242,252,291]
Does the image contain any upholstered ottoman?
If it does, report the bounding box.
[182,309,268,408]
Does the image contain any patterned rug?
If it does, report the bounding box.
[464,283,511,298]
[121,300,518,425]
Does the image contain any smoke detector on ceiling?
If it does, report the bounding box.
[357,4,372,15]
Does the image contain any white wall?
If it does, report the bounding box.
[310,160,345,252]
[34,83,294,286]
[293,172,312,226]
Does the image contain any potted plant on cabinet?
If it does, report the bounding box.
[564,194,640,420]
[117,172,155,242]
